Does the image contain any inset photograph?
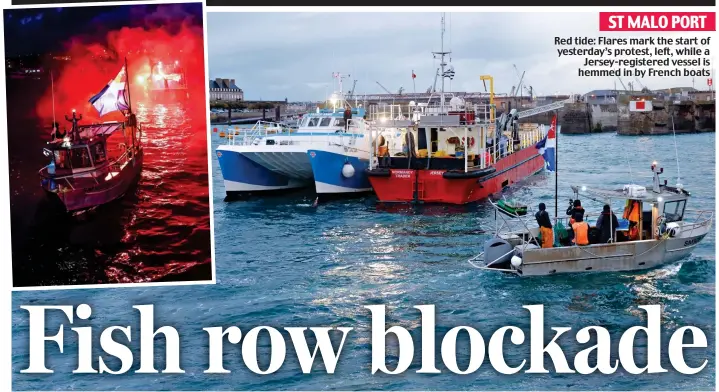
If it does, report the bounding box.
[5,3,213,287]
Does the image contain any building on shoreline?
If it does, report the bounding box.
[209,78,244,101]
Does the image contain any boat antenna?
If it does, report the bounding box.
[625,148,634,184]
[670,108,682,189]
[554,110,559,222]
[51,69,56,130]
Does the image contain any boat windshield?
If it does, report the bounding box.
[69,146,93,169]
[663,199,686,222]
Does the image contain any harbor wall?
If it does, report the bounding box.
[616,101,716,135]
[557,102,618,134]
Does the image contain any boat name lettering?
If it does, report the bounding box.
[683,235,706,247]
[393,171,412,179]
[429,171,444,176]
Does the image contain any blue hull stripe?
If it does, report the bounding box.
[308,150,370,191]
[216,149,290,187]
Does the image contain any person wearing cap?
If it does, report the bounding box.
[596,204,619,243]
[535,202,553,248]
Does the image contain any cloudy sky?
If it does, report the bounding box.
[207,12,713,101]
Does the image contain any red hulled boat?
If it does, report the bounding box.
[366,96,558,205]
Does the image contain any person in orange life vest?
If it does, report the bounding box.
[572,215,590,246]
[534,203,553,248]
[623,200,641,240]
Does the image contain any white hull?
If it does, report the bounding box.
[224,178,307,192]
[315,181,372,194]
[241,147,314,180]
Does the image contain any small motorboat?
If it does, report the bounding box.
[39,111,144,214]
[469,162,713,276]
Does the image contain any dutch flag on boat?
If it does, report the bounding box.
[89,65,130,116]
[535,114,557,172]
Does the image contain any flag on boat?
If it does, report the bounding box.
[412,70,416,79]
[442,65,455,80]
[89,65,130,116]
[535,115,557,172]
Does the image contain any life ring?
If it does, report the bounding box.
[461,136,475,147]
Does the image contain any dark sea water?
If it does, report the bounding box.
[8,78,212,286]
[12,129,716,390]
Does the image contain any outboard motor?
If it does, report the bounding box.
[484,238,514,268]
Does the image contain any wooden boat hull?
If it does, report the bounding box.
[46,148,144,213]
[367,146,545,205]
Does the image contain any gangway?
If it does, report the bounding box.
[516,96,575,119]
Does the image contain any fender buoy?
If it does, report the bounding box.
[461,136,475,147]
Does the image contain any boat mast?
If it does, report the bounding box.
[124,57,133,115]
[51,70,56,130]
[554,110,559,221]
[432,13,451,110]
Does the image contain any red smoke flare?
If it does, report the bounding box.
[37,18,207,127]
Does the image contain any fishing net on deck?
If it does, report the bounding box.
[553,221,569,247]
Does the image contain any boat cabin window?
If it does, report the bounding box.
[663,200,686,222]
[70,146,93,169]
[92,142,107,164]
[53,150,70,170]
[308,117,319,127]
[319,117,332,127]
[333,118,345,127]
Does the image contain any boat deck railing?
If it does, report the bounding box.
[223,119,370,150]
[227,121,289,145]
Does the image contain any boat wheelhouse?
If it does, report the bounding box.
[468,163,713,276]
[39,116,144,214]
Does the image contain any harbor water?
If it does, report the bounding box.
[12,128,715,390]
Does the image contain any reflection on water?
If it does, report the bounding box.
[8,80,211,286]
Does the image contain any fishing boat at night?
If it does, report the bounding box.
[145,60,189,100]
[468,163,714,276]
[38,61,144,214]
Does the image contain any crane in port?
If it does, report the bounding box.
[376,81,393,95]
[616,76,629,91]
[426,68,440,94]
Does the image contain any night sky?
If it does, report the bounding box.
[4,3,203,57]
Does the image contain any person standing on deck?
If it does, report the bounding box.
[596,204,619,243]
[535,203,554,248]
[343,106,352,131]
[567,199,586,224]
